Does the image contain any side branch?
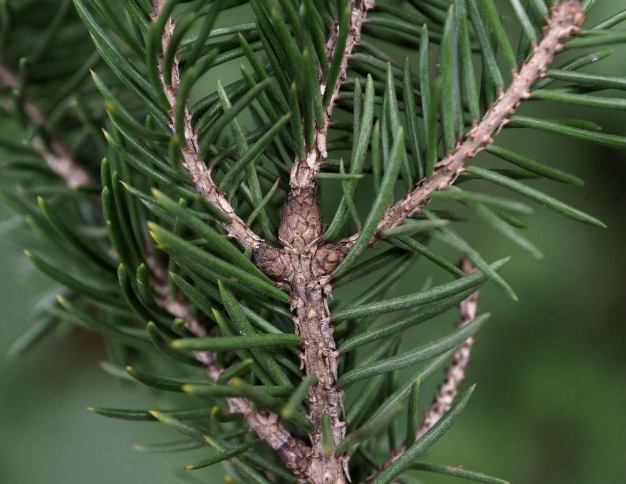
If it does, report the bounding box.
[344,0,585,246]
[152,0,264,251]
[416,259,480,439]
[0,64,94,188]
[368,260,480,482]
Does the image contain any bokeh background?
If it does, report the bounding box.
[1,1,625,483]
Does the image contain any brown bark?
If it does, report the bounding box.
[274,187,349,484]
[267,3,375,481]
[290,0,374,188]
[254,186,351,483]
[3,0,589,483]
[151,0,265,251]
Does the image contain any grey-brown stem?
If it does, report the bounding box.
[362,3,585,482]
[277,1,375,482]
[264,187,350,484]
[0,63,94,188]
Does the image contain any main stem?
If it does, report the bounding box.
[274,185,348,484]
[274,2,374,482]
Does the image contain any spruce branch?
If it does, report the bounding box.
[147,2,585,483]
[6,1,625,483]
[0,64,94,188]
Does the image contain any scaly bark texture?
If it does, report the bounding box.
[271,188,350,484]
[0,1,589,482]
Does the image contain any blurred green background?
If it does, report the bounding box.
[1,2,626,483]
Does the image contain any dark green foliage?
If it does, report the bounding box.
[1,0,624,483]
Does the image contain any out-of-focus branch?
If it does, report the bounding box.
[0,63,95,187]
[148,258,311,480]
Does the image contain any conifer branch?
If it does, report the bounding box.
[151,1,310,474]
[7,0,622,483]
[337,0,586,251]
[0,64,94,188]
